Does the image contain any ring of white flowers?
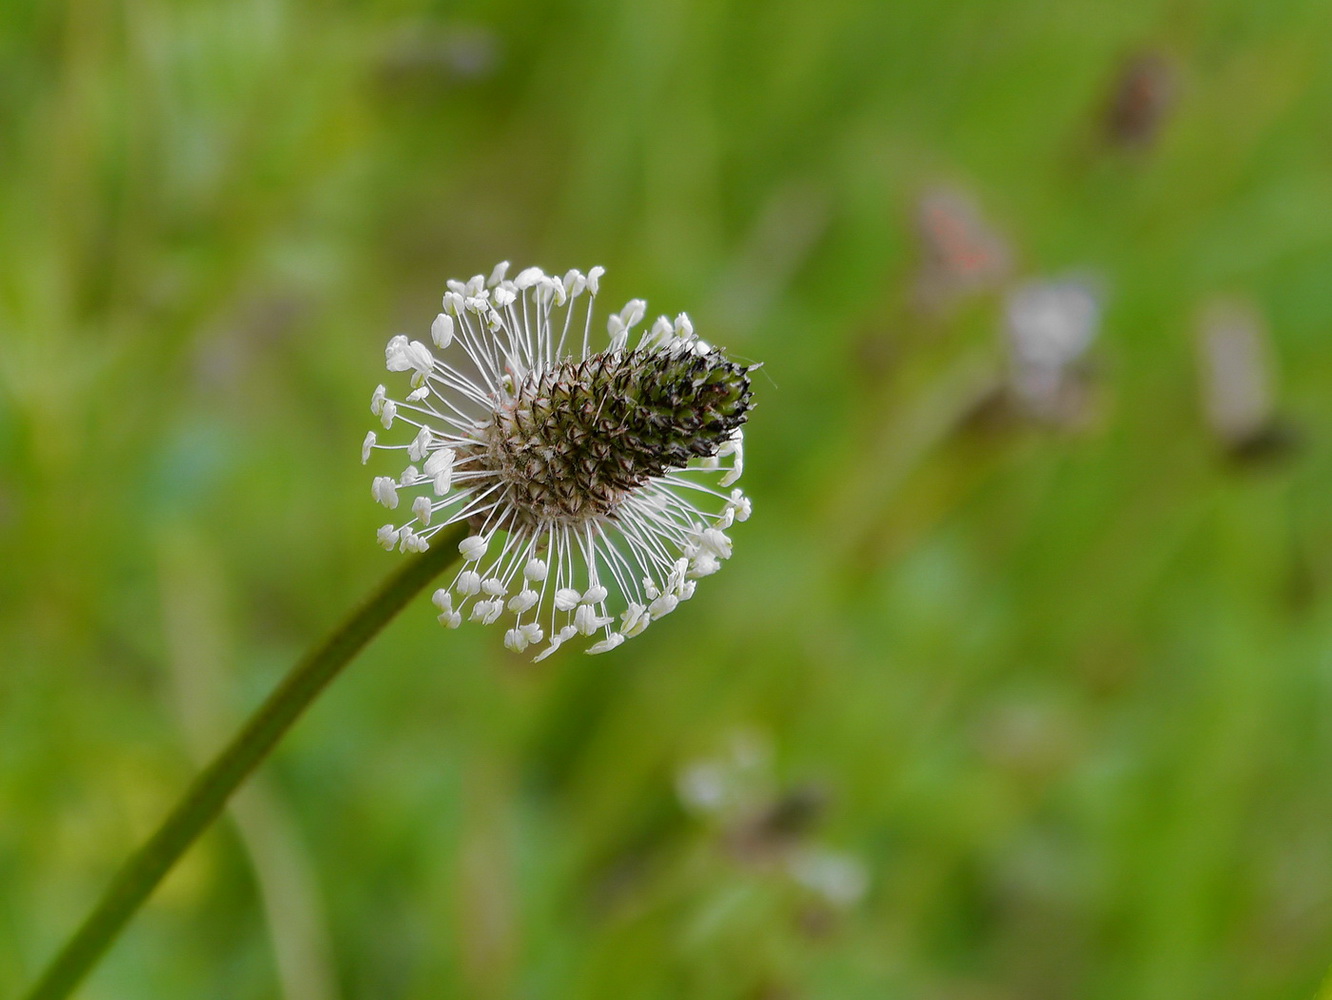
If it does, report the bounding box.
[365,263,751,659]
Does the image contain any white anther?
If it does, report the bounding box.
[424,449,455,495]
[432,589,453,613]
[372,477,399,509]
[689,552,721,578]
[361,431,376,464]
[438,610,462,629]
[442,290,464,315]
[644,316,674,350]
[674,313,694,338]
[582,584,608,604]
[728,489,752,521]
[481,578,506,597]
[431,313,454,349]
[719,432,744,487]
[648,593,679,619]
[488,261,511,287]
[587,633,626,655]
[553,588,581,611]
[406,386,430,402]
[535,277,560,306]
[508,589,539,613]
[408,426,431,462]
[621,603,650,637]
[370,384,387,416]
[379,400,397,430]
[515,266,544,289]
[524,558,548,582]
[699,528,732,560]
[385,335,434,380]
[424,448,454,477]
[459,535,488,562]
[377,524,400,550]
[533,625,578,662]
[504,628,530,653]
[456,571,481,596]
[587,265,605,295]
[412,495,433,526]
[400,464,419,487]
[668,558,690,591]
[619,299,646,329]
[470,599,503,625]
[493,286,516,308]
[574,604,612,635]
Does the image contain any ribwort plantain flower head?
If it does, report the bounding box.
[365,263,756,659]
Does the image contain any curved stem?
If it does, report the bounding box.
[24,523,469,1000]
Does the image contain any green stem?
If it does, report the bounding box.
[24,523,468,1000]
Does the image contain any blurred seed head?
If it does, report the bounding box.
[676,730,867,914]
[1102,50,1177,151]
[1195,298,1298,464]
[912,186,1015,316]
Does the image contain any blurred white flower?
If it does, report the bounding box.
[787,846,870,908]
[1004,276,1102,421]
[676,729,773,821]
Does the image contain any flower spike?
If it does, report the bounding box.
[366,264,755,658]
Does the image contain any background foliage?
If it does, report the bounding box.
[4,0,1332,997]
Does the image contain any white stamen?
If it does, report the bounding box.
[372,477,399,509]
[459,535,489,562]
[587,633,625,655]
[431,313,454,349]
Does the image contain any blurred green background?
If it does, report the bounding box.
[5,0,1332,997]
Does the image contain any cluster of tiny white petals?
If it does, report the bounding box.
[365,263,751,659]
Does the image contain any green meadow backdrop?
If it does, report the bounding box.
[4,0,1332,997]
